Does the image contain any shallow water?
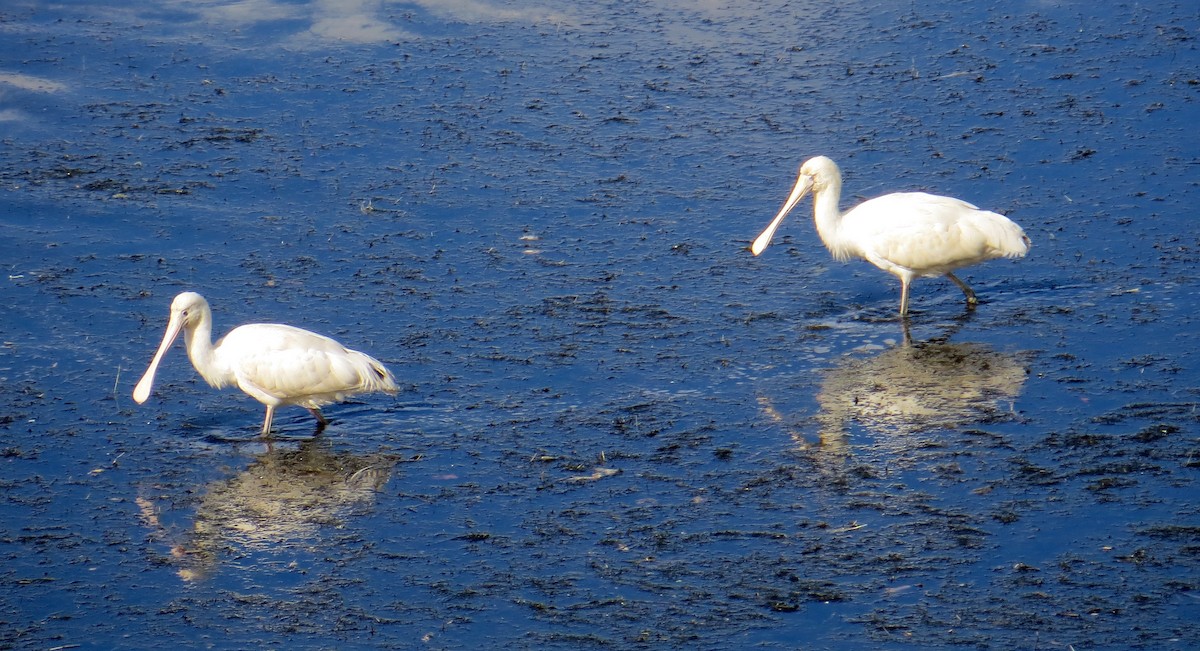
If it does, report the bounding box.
[2,1,1198,649]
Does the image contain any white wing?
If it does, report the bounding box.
[216,324,396,407]
[842,192,1027,275]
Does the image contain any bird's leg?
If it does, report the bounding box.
[308,407,328,433]
[898,277,912,317]
[261,405,276,438]
[946,272,978,306]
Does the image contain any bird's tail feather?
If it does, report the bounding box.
[352,351,400,395]
[970,211,1031,258]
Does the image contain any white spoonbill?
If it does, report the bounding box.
[751,156,1030,316]
[133,292,398,436]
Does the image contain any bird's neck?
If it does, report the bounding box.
[811,178,853,260]
[182,312,223,387]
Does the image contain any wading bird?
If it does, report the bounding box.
[751,156,1030,317]
[133,292,398,437]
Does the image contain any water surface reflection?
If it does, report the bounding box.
[762,338,1028,456]
[140,438,395,581]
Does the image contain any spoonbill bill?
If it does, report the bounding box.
[751,156,1030,316]
[133,292,398,436]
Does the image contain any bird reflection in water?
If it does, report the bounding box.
[760,339,1028,457]
[138,439,396,581]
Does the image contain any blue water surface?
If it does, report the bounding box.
[1,1,1198,649]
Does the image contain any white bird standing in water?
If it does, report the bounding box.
[133,292,398,437]
[751,156,1030,316]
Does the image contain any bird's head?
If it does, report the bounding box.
[751,156,841,256]
[798,155,840,193]
[170,291,209,328]
[132,291,212,404]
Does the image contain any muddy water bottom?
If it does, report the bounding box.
[2,1,1198,649]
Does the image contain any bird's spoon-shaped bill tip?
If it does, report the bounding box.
[749,226,775,256]
[751,173,813,256]
[132,313,185,404]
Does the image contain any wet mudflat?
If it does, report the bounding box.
[1,0,1198,649]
